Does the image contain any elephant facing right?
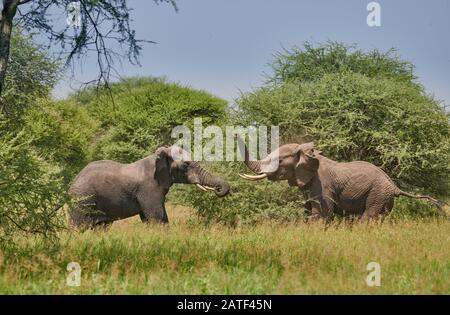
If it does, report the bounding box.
[237,137,445,221]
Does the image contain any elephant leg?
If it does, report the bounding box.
[139,206,169,224]
[137,193,169,224]
[138,211,168,223]
[306,200,321,222]
[361,193,390,221]
[306,195,334,223]
[69,194,99,229]
[360,210,379,221]
[383,198,394,214]
[380,199,395,223]
[320,194,336,221]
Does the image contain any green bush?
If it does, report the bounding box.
[0,113,67,248]
[0,30,91,248]
[23,99,100,182]
[270,41,416,85]
[171,162,305,226]
[73,77,228,163]
[2,29,60,119]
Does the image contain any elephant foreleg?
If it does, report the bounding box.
[306,195,334,223]
[139,206,169,224]
[137,193,169,224]
[305,199,321,222]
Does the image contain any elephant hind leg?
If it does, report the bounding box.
[69,202,95,228]
[361,194,394,221]
[382,198,394,214]
[69,194,111,229]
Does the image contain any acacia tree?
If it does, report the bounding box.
[0,0,177,110]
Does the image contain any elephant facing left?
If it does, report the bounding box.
[69,146,230,228]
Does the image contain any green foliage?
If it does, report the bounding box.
[73,77,228,163]
[0,31,87,249]
[0,113,67,248]
[270,41,416,85]
[2,30,60,118]
[23,99,100,182]
[0,96,99,248]
[171,162,304,226]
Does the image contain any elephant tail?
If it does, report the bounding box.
[396,189,447,210]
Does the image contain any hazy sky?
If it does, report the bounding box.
[54,0,450,106]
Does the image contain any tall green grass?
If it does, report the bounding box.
[1,206,448,294]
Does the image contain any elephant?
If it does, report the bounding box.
[69,146,230,228]
[236,137,443,221]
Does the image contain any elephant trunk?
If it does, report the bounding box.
[236,136,263,174]
[195,164,230,197]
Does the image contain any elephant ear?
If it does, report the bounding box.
[294,142,319,188]
[154,147,172,189]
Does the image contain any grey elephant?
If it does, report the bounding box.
[237,137,442,220]
[69,146,230,228]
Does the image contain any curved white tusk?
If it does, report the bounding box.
[239,173,268,181]
[196,184,216,191]
[196,184,208,191]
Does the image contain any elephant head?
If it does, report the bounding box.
[237,137,322,189]
[154,146,230,197]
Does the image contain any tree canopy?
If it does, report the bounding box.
[0,0,177,110]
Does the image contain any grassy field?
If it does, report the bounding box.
[0,205,449,294]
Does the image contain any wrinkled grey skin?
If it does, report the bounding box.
[238,137,442,221]
[69,146,230,228]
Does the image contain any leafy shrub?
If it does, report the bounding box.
[2,29,60,119]
[171,162,305,226]
[23,99,100,182]
[72,77,228,163]
[0,113,67,249]
[270,41,416,85]
[0,30,86,248]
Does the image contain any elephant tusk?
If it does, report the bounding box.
[196,184,208,191]
[196,184,216,191]
[239,173,268,181]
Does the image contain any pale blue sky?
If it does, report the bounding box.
[55,0,450,106]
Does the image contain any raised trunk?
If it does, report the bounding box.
[0,0,19,109]
[236,136,263,173]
